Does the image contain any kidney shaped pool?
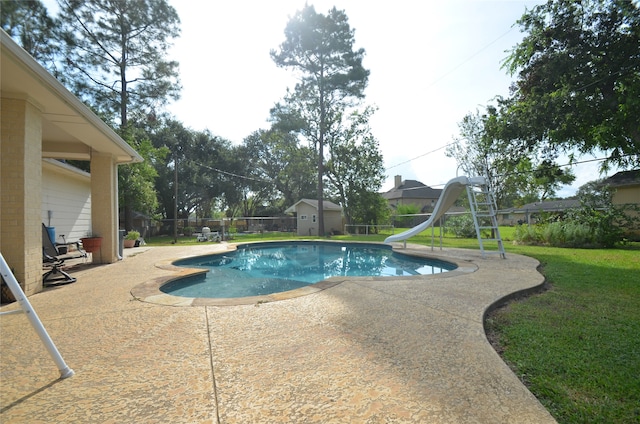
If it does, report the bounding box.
[161,241,457,299]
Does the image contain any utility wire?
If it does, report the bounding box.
[194,162,273,184]
[424,26,516,90]
[385,143,454,171]
[384,27,517,172]
[397,155,624,191]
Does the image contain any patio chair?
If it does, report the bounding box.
[42,223,87,286]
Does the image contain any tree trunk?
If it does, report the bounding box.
[317,141,325,236]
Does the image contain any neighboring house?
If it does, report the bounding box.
[382,175,442,212]
[603,169,640,239]
[498,199,581,226]
[1,31,143,297]
[285,199,343,236]
[603,169,640,207]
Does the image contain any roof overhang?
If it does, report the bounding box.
[285,199,342,214]
[1,30,143,164]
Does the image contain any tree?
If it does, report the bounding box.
[55,0,181,229]
[271,5,369,235]
[117,127,167,229]
[325,106,386,225]
[241,129,316,209]
[446,110,519,209]
[516,158,575,203]
[56,0,181,128]
[1,0,60,73]
[149,120,237,225]
[447,108,576,208]
[503,0,640,169]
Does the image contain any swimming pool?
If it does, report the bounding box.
[161,242,457,299]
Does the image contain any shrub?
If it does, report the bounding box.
[541,221,564,246]
[561,222,592,247]
[514,223,542,245]
[393,204,421,228]
[125,230,140,240]
[515,180,637,248]
[447,214,477,238]
[541,221,592,247]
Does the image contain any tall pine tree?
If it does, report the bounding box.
[57,0,181,128]
[272,5,369,235]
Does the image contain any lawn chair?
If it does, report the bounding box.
[42,223,87,286]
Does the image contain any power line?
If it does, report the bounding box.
[384,26,519,172]
[385,143,454,171]
[395,155,624,191]
[424,26,516,90]
[194,162,273,184]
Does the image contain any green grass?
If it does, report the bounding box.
[146,227,640,422]
[486,244,640,423]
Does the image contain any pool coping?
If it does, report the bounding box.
[130,240,479,307]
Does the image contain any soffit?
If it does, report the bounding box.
[1,31,142,164]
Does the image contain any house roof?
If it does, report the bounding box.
[382,179,442,200]
[501,199,581,214]
[602,169,640,187]
[284,199,342,214]
[1,30,142,164]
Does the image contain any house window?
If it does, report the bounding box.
[300,215,307,220]
[312,214,317,223]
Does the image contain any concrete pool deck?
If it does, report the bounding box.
[0,243,557,423]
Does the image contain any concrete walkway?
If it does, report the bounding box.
[0,243,557,423]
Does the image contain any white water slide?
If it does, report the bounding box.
[384,176,486,245]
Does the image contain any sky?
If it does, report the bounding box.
[44,0,610,196]
[165,0,611,197]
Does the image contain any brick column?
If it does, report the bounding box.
[1,97,43,295]
[89,152,119,264]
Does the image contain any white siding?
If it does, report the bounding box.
[41,160,91,242]
[296,203,316,236]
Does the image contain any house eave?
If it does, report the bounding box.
[1,30,143,164]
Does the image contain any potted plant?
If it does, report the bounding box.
[123,230,140,248]
[80,233,103,253]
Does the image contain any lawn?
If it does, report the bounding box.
[146,228,639,423]
[485,244,640,424]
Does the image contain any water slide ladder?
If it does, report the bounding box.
[466,180,506,259]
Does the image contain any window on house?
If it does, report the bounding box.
[312,214,317,223]
[300,215,307,220]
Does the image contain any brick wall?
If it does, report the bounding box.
[1,97,43,295]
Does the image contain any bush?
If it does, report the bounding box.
[514,180,636,248]
[125,230,140,240]
[393,204,421,228]
[561,222,592,247]
[540,221,592,247]
[447,214,477,238]
[514,223,542,245]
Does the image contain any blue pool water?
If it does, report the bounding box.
[162,242,457,298]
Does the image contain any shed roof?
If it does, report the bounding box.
[285,199,342,214]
